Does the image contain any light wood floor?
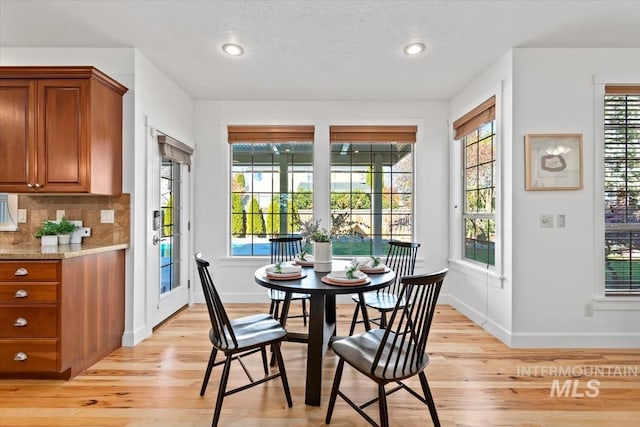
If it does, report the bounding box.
[1,304,639,427]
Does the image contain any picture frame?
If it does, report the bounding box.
[525,133,583,191]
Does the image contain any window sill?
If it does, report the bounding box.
[448,258,503,288]
[0,225,18,232]
[592,296,640,311]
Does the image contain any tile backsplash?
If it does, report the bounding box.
[0,193,130,245]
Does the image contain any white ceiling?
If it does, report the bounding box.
[1,0,639,101]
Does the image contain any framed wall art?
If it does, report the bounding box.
[524,133,583,191]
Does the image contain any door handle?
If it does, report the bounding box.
[152,235,160,246]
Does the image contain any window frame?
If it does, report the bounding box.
[226,124,419,258]
[449,89,503,282]
[602,85,640,295]
[329,126,417,256]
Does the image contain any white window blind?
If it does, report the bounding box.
[604,86,640,293]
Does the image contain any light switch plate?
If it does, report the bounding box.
[17,209,27,223]
[100,210,115,224]
[540,214,554,228]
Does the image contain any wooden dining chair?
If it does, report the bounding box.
[267,236,310,325]
[326,269,448,427]
[194,252,292,427]
[348,241,420,335]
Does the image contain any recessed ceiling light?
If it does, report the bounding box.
[403,42,426,56]
[222,43,244,56]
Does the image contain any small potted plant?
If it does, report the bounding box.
[56,217,79,245]
[300,218,333,272]
[34,220,60,246]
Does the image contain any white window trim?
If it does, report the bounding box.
[449,83,504,286]
[593,74,640,308]
[0,194,18,232]
[226,121,421,257]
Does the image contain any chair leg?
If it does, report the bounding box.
[378,384,389,427]
[348,302,360,336]
[273,301,280,322]
[211,354,233,427]
[272,342,293,408]
[380,311,387,329]
[325,358,345,424]
[419,371,441,427]
[301,299,308,326]
[260,346,269,376]
[200,347,217,396]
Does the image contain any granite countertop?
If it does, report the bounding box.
[0,242,129,260]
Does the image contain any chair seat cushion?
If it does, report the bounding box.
[210,313,287,351]
[331,329,429,381]
[351,292,403,312]
[269,289,311,301]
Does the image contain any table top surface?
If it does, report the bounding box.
[254,259,396,295]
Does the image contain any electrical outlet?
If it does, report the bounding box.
[80,227,91,237]
[17,209,27,223]
[100,210,114,224]
[56,210,65,221]
[584,303,593,317]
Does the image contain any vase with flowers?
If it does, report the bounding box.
[299,218,333,272]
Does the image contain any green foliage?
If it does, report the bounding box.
[34,220,60,238]
[163,195,173,237]
[265,196,300,235]
[231,194,245,236]
[246,197,265,236]
[56,217,79,235]
[292,189,312,210]
[331,190,371,209]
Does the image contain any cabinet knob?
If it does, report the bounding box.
[13,317,28,327]
[14,267,28,276]
[35,183,41,189]
[13,352,28,361]
[27,183,33,189]
[14,289,28,298]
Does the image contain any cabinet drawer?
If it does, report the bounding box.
[0,339,58,373]
[0,306,58,337]
[0,261,60,281]
[0,282,58,303]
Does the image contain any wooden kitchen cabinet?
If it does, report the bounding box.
[0,251,125,379]
[0,66,128,195]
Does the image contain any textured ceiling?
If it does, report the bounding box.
[1,0,639,101]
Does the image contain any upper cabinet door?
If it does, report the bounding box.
[0,80,37,192]
[36,79,89,192]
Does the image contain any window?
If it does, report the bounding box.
[604,86,640,294]
[453,97,496,266]
[329,126,415,256]
[0,193,18,232]
[229,126,314,256]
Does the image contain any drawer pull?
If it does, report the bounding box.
[13,352,28,361]
[13,317,28,327]
[14,289,28,298]
[14,267,28,276]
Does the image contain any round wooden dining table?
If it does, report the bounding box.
[254,260,395,406]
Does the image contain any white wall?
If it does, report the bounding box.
[511,48,640,347]
[448,48,640,348]
[447,50,514,345]
[0,48,195,346]
[128,50,195,345]
[193,100,450,303]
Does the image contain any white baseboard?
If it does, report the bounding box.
[440,293,512,346]
[121,324,150,347]
[510,332,640,348]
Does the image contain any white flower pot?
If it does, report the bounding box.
[40,235,58,246]
[313,241,332,272]
[58,234,71,245]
